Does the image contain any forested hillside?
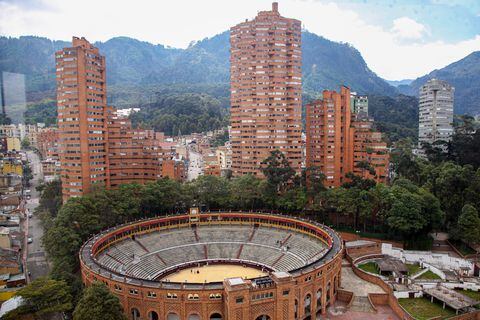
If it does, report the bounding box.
[1,31,397,107]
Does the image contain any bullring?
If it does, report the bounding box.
[79,209,343,320]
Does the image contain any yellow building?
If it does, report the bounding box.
[1,161,23,176]
[6,138,20,152]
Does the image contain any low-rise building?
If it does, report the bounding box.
[161,159,186,182]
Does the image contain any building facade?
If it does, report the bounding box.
[418,79,454,146]
[107,108,163,188]
[56,37,109,200]
[37,127,59,159]
[351,118,389,183]
[350,93,368,117]
[230,2,303,177]
[306,87,354,187]
[306,87,388,187]
[56,37,178,200]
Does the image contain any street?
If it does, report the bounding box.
[24,150,50,281]
[187,149,204,181]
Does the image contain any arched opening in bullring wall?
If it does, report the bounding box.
[316,288,322,311]
[188,314,200,320]
[210,313,222,320]
[167,312,180,320]
[255,315,271,320]
[326,282,331,305]
[294,299,299,319]
[148,311,159,320]
[304,293,312,317]
[131,308,140,320]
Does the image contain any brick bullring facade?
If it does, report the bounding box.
[79,212,343,320]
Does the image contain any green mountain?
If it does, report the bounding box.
[302,31,396,96]
[0,31,397,106]
[369,95,419,143]
[398,51,480,116]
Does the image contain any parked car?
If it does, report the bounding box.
[27,237,33,244]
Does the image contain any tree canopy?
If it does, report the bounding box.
[73,282,127,320]
[3,277,72,320]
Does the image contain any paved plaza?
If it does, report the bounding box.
[339,264,385,296]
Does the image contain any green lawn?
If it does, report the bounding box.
[406,263,423,276]
[358,262,379,274]
[449,239,477,256]
[417,270,441,280]
[399,297,456,320]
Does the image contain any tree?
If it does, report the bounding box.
[21,137,31,149]
[386,187,426,244]
[141,178,189,215]
[423,162,476,227]
[230,174,264,210]
[422,140,449,164]
[328,187,371,231]
[261,150,296,192]
[384,179,442,245]
[3,277,72,320]
[36,179,62,218]
[73,282,127,320]
[303,166,326,196]
[390,138,423,183]
[188,175,231,210]
[457,204,480,245]
[448,116,480,170]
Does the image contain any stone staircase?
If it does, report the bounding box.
[432,239,460,257]
[349,296,376,313]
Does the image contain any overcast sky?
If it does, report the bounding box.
[1,0,479,80]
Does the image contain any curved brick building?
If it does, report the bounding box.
[80,210,343,320]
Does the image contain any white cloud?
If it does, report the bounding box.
[288,0,480,80]
[391,17,428,41]
[0,0,479,80]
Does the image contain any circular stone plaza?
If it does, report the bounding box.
[80,209,343,320]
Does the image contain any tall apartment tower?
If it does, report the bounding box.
[306,86,388,187]
[230,2,303,176]
[418,79,454,145]
[306,87,354,187]
[56,37,109,200]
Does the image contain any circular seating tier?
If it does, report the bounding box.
[94,223,328,281]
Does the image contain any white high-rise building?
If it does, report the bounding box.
[418,79,454,146]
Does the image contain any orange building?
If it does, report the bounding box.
[56,37,109,200]
[204,164,221,176]
[37,127,59,159]
[306,86,388,187]
[56,37,178,200]
[351,117,389,183]
[230,3,303,177]
[107,109,163,188]
[161,159,186,182]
